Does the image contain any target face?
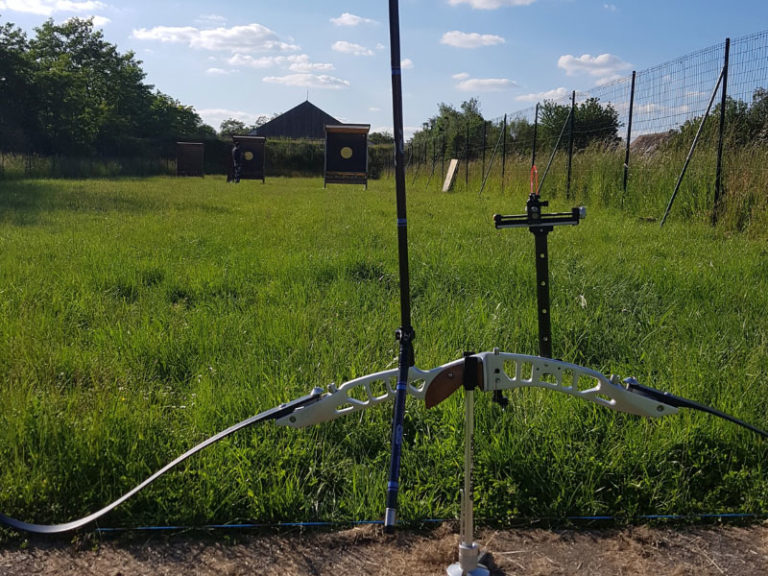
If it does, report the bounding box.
[231,136,266,181]
[324,124,369,186]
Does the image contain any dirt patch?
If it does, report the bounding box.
[2,522,767,575]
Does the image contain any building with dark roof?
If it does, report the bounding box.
[251,101,341,139]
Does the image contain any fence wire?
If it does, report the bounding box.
[407,29,767,228]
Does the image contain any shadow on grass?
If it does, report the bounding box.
[0,180,233,226]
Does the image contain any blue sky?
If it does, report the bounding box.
[2,0,766,137]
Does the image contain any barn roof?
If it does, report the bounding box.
[251,101,342,139]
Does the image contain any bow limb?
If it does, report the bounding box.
[0,389,324,534]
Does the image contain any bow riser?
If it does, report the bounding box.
[276,352,676,429]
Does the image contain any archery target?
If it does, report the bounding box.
[176,142,204,177]
[232,136,266,182]
[324,124,370,187]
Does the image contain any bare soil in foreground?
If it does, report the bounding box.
[2,522,767,575]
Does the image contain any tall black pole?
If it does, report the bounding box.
[385,0,415,534]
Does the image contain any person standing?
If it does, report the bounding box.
[232,141,243,183]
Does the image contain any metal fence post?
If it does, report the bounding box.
[713,37,730,225]
[532,103,539,170]
[465,121,469,188]
[501,114,507,194]
[566,91,575,199]
[622,71,637,204]
[481,121,487,179]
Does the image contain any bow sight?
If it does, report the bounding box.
[494,192,586,360]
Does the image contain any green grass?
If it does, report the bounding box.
[0,175,767,531]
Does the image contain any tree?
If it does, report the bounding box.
[219,118,247,137]
[539,97,620,152]
[507,117,537,156]
[409,98,490,161]
[669,88,768,151]
[369,131,394,144]
[0,16,215,161]
[0,21,35,152]
[746,88,768,144]
[28,18,123,154]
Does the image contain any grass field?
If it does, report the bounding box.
[1,175,767,531]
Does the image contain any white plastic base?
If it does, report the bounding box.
[446,543,490,576]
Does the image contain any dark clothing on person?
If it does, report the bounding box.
[232,143,243,183]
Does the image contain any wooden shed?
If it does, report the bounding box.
[252,101,341,140]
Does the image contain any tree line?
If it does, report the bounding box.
[408,96,621,163]
[3,15,766,176]
[408,88,768,166]
[0,17,215,159]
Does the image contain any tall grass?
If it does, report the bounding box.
[0,176,766,531]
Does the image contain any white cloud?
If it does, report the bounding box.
[557,53,631,79]
[440,31,505,48]
[205,67,232,75]
[604,3,617,11]
[227,54,278,69]
[0,0,106,16]
[64,13,109,26]
[515,87,570,102]
[332,41,374,56]
[288,56,334,73]
[132,23,299,53]
[448,0,537,9]
[263,74,350,89]
[454,74,513,92]
[401,58,414,70]
[330,12,377,26]
[196,108,270,130]
[227,53,333,72]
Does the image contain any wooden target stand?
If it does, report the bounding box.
[230,136,266,183]
[324,124,370,189]
[176,142,204,177]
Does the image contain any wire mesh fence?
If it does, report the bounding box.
[408,29,768,231]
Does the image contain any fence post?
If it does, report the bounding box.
[465,121,469,188]
[566,91,575,199]
[661,65,725,227]
[501,114,507,194]
[623,71,636,204]
[481,121,487,179]
[532,103,539,170]
[440,134,445,181]
[713,37,730,225]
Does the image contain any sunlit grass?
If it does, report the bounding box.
[0,175,766,530]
